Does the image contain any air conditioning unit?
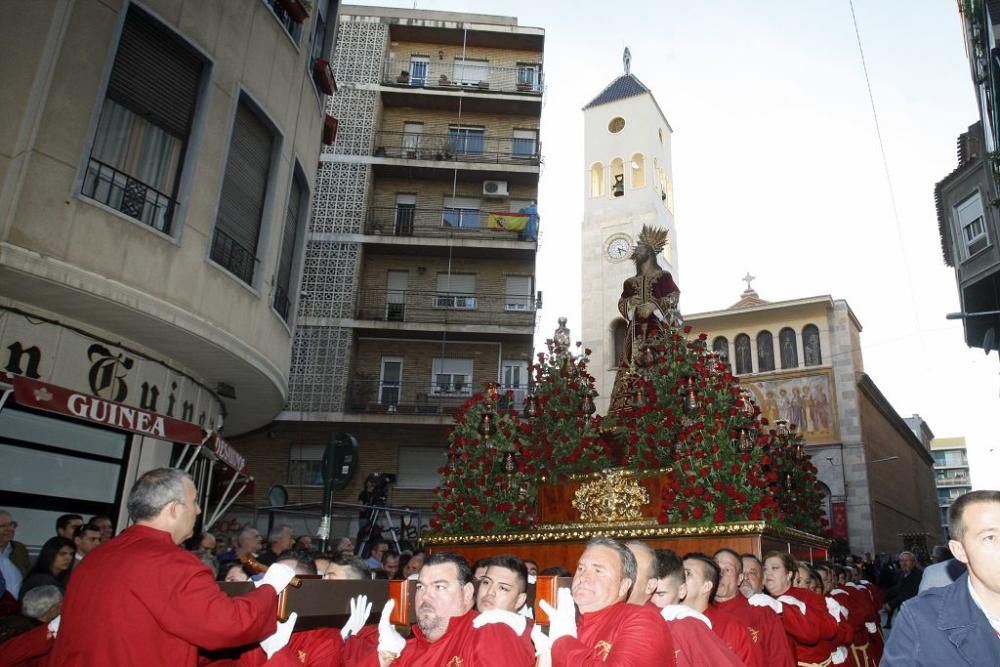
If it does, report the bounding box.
[483,180,509,197]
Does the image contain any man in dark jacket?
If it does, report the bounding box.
[881,490,1000,666]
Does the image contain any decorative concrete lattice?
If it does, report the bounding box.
[298,240,361,318]
[310,162,369,234]
[286,325,353,412]
[323,88,378,157]
[331,21,386,85]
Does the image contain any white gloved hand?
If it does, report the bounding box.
[518,603,534,619]
[377,599,407,659]
[865,621,877,634]
[530,623,552,657]
[254,563,296,594]
[660,604,712,629]
[538,587,577,642]
[260,611,297,660]
[825,596,846,622]
[472,609,528,636]
[777,595,806,615]
[831,646,848,664]
[748,593,783,614]
[47,615,60,638]
[341,594,372,641]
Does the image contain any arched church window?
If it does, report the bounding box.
[612,318,627,366]
[630,153,645,189]
[757,330,775,372]
[803,324,822,366]
[610,158,624,197]
[590,162,605,198]
[779,327,798,369]
[734,334,752,374]
[712,336,729,364]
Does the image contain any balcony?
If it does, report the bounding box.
[356,289,537,328]
[366,206,537,242]
[382,59,543,95]
[345,379,527,416]
[372,131,540,167]
[935,472,971,487]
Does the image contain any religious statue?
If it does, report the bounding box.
[553,316,572,357]
[608,225,681,415]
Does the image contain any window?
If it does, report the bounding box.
[432,358,473,395]
[501,361,529,411]
[956,193,988,257]
[386,270,408,321]
[512,129,538,159]
[266,0,304,41]
[608,117,625,133]
[590,163,605,198]
[308,0,335,95]
[453,58,490,86]
[803,324,822,366]
[630,153,645,189]
[448,126,485,155]
[409,56,429,86]
[394,194,416,236]
[756,330,775,372]
[288,444,324,486]
[210,99,276,285]
[442,196,481,229]
[712,336,729,363]
[379,357,402,405]
[779,328,798,369]
[734,334,752,374]
[516,64,540,91]
[273,167,307,321]
[610,158,624,197]
[397,447,448,489]
[434,273,476,309]
[505,276,533,311]
[81,7,203,234]
[401,122,423,158]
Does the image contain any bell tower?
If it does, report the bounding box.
[580,51,677,414]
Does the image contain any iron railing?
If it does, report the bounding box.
[273,283,291,320]
[210,228,257,284]
[82,158,176,233]
[365,206,536,241]
[372,130,540,165]
[382,58,543,95]
[345,379,527,415]
[356,289,537,327]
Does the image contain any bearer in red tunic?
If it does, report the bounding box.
[49,469,296,666]
[538,536,676,666]
[364,552,534,667]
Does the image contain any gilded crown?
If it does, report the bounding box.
[636,225,669,254]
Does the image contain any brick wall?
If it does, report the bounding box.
[371,176,538,212]
[380,107,539,138]
[359,253,535,294]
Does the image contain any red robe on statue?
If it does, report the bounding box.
[360,609,534,667]
[663,616,743,667]
[773,587,839,666]
[49,525,278,666]
[704,605,763,667]
[551,601,676,666]
[715,594,795,667]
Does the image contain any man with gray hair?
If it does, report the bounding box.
[49,468,297,665]
[257,524,295,566]
[537,535,676,664]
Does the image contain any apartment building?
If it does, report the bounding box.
[930,437,972,541]
[235,6,544,527]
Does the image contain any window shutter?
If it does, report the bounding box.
[108,7,202,138]
[435,273,475,293]
[274,172,303,318]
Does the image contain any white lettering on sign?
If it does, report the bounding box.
[212,436,246,473]
[67,393,166,438]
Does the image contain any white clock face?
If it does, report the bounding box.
[607,237,631,260]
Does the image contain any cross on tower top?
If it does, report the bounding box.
[623,47,631,76]
[742,272,756,292]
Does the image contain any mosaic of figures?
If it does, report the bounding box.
[746,370,839,444]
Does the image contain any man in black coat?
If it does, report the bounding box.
[883,550,921,626]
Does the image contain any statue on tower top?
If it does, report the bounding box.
[623,46,632,76]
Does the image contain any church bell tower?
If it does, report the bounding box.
[580,49,678,414]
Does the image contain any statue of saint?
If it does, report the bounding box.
[553,316,572,357]
[609,225,681,415]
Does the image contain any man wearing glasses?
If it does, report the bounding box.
[0,510,29,598]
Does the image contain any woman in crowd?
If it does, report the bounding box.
[762,551,839,665]
[19,537,75,599]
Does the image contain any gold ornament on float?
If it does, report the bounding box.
[571,469,650,523]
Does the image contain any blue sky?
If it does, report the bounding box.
[365,1,999,487]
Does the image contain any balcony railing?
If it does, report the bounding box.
[345,379,527,415]
[372,131,540,166]
[210,228,257,284]
[82,158,176,233]
[382,58,543,95]
[365,206,536,241]
[935,473,971,487]
[356,289,537,327]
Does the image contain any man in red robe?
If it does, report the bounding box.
[364,552,534,666]
[541,536,676,666]
[49,468,296,666]
[713,549,795,667]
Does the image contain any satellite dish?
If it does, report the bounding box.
[323,433,359,491]
[267,484,288,507]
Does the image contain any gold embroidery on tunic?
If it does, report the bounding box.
[748,626,760,643]
[446,657,464,667]
[594,640,613,661]
[297,650,308,663]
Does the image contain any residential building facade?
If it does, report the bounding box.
[233,6,544,534]
[930,436,972,541]
[0,0,335,547]
[685,287,940,555]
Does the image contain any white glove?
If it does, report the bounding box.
[47,615,60,638]
[538,587,577,642]
[777,595,806,615]
[341,594,372,641]
[473,609,528,636]
[254,563,296,594]
[377,599,407,659]
[831,646,848,664]
[518,603,534,619]
[527,574,537,585]
[660,604,712,628]
[865,621,877,634]
[825,596,846,622]
[530,623,552,657]
[260,611,297,660]
[748,593,783,614]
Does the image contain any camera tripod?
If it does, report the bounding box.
[357,503,402,557]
